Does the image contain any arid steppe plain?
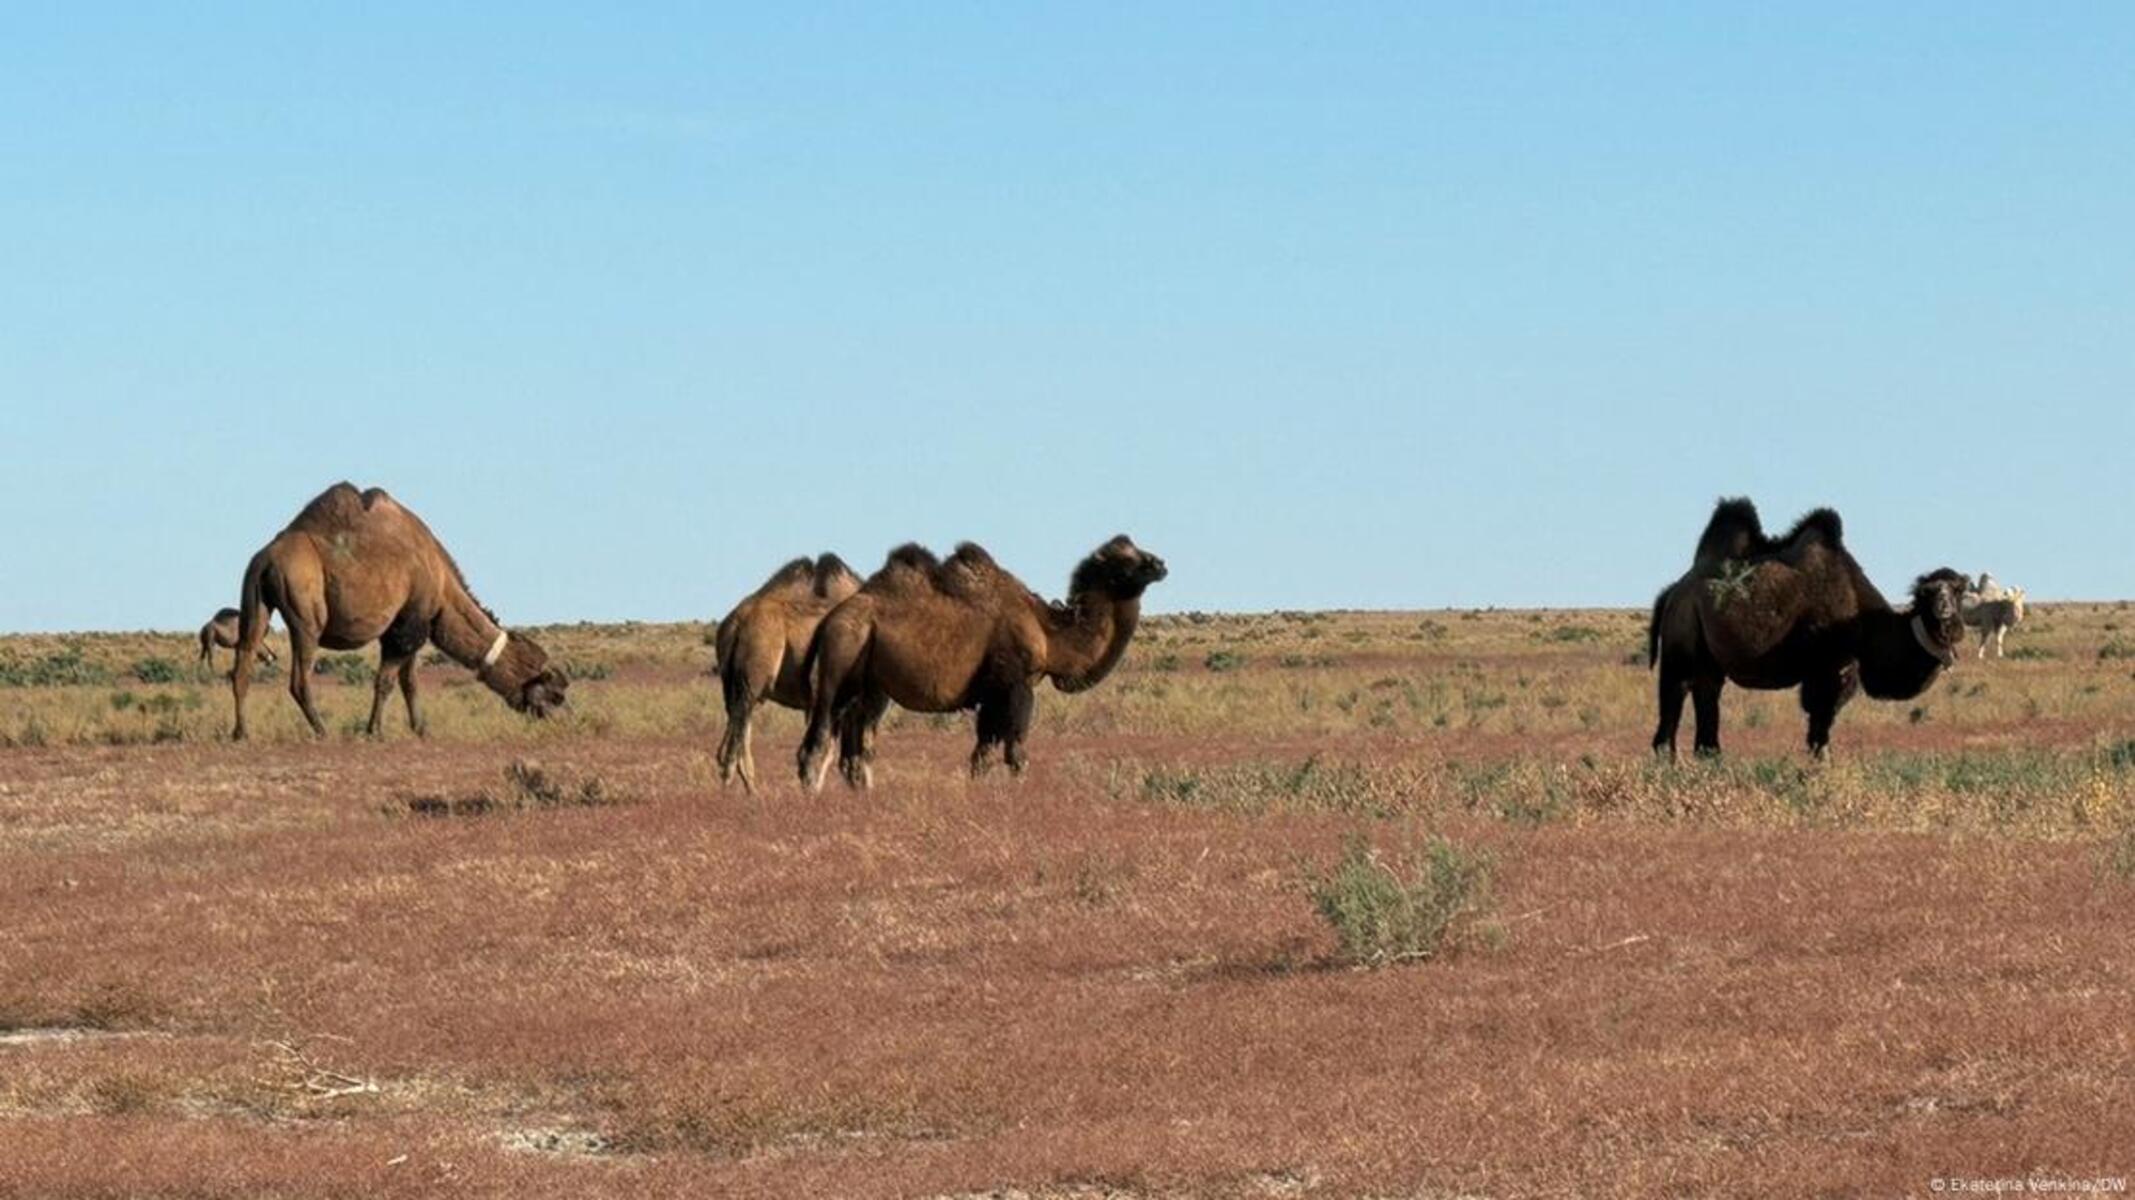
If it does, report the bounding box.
[4,605,2133,1197]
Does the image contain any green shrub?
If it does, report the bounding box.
[0,644,114,687]
[1306,834,1498,967]
[314,655,374,685]
[1204,650,1246,672]
[2099,640,2135,662]
[130,657,183,685]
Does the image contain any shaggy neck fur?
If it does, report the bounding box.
[1045,592,1143,693]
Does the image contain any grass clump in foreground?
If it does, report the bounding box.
[1307,833,1499,967]
[401,760,628,818]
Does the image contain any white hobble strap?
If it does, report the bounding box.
[479,630,509,674]
[1911,615,1955,667]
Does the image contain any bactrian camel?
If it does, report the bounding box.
[798,535,1168,790]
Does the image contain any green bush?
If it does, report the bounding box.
[314,655,375,685]
[130,657,183,684]
[1204,650,1246,672]
[1307,834,1498,967]
[0,644,114,687]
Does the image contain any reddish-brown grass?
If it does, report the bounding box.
[4,608,2134,1197]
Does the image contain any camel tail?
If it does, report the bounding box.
[1648,586,1670,670]
[711,616,738,682]
[235,552,275,672]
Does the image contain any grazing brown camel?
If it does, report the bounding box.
[229,483,569,740]
[798,535,1168,790]
[199,607,278,671]
[712,553,862,791]
[1647,498,1965,759]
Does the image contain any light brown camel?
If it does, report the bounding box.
[229,483,568,740]
[712,553,862,791]
[199,607,278,671]
[1647,498,1965,758]
[798,535,1167,790]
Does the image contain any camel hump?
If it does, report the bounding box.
[881,543,941,574]
[358,486,402,513]
[811,554,858,597]
[1693,497,1765,567]
[1784,508,1843,548]
[947,543,998,572]
[762,557,817,590]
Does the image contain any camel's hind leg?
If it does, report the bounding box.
[199,626,216,669]
[285,626,327,738]
[718,691,758,793]
[799,623,864,793]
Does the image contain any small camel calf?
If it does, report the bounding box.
[1961,577,2027,660]
[199,607,278,671]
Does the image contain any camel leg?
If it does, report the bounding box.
[1801,671,1852,759]
[1651,659,1690,760]
[1001,682,1036,777]
[970,693,1008,776]
[1690,674,1724,758]
[199,628,215,669]
[366,652,408,737]
[719,698,756,793]
[1993,624,2007,659]
[285,628,327,738]
[229,618,273,742]
[799,627,865,793]
[839,688,890,790]
[230,640,256,741]
[398,655,426,738]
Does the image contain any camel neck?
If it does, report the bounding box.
[1857,608,1945,700]
[1047,593,1141,692]
[430,588,505,671]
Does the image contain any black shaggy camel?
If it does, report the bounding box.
[713,553,862,792]
[229,483,569,740]
[798,536,1168,790]
[1648,498,1965,758]
[199,608,277,671]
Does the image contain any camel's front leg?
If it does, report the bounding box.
[839,688,890,790]
[1000,683,1037,777]
[1690,674,1724,758]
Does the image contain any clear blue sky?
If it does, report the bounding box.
[4,4,2130,632]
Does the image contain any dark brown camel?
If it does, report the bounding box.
[713,553,862,791]
[798,535,1167,790]
[229,483,568,740]
[1648,498,1965,758]
[199,608,277,671]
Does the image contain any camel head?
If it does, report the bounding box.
[1909,569,1968,666]
[485,633,571,718]
[1070,535,1170,600]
